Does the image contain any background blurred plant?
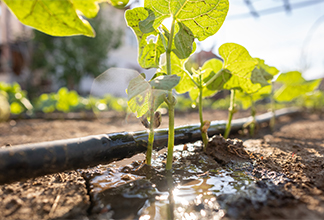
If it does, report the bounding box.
[30,7,122,95]
[0,82,33,115]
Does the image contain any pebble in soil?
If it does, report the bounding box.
[82,135,294,220]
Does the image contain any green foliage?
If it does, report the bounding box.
[35,87,80,113]
[3,0,129,37]
[127,74,180,118]
[125,0,229,68]
[161,51,196,94]
[0,82,33,115]
[274,71,322,102]
[125,7,166,68]
[296,90,324,110]
[219,43,259,93]
[236,86,272,110]
[34,87,128,114]
[235,59,279,110]
[31,9,122,91]
[142,0,229,41]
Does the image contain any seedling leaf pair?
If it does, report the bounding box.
[127,74,180,118]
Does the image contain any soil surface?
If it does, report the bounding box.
[0,109,324,219]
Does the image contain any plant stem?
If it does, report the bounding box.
[166,18,176,76]
[146,106,155,165]
[270,83,276,131]
[165,18,176,171]
[224,89,236,139]
[250,97,256,136]
[166,94,175,170]
[199,85,209,151]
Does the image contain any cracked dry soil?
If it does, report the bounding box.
[0,110,324,219]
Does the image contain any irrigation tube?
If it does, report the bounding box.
[0,107,300,185]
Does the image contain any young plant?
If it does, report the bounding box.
[175,43,262,141]
[127,73,180,165]
[205,43,258,139]
[125,0,229,170]
[274,71,322,102]
[235,59,279,136]
[177,58,230,150]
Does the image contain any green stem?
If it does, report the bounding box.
[199,85,208,151]
[166,93,175,171]
[270,83,276,131]
[250,97,256,136]
[146,107,155,165]
[165,18,176,171]
[224,89,236,139]
[166,19,176,76]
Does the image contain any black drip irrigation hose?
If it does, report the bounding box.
[0,107,300,185]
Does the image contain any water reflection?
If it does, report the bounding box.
[85,141,255,219]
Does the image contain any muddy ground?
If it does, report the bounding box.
[0,109,324,219]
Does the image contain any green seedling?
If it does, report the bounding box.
[272,71,322,129]
[125,0,229,170]
[177,58,230,150]
[203,43,258,139]
[235,58,279,136]
[274,71,322,102]
[0,82,33,115]
[7,0,323,174]
[127,73,180,165]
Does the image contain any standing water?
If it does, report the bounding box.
[82,141,259,219]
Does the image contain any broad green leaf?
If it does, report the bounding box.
[250,58,278,87]
[236,85,272,109]
[189,59,226,101]
[143,0,229,41]
[3,0,102,37]
[3,0,128,37]
[219,43,258,93]
[73,0,105,18]
[173,23,195,59]
[161,52,196,94]
[274,72,322,102]
[251,67,273,87]
[127,74,151,100]
[256,58,279,77]
[276,71,304,85]
[125,7,165,68]
[127,74,180,117]
[150,75,181,90]
[202,59,231,91]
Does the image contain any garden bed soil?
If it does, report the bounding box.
[0,110,324,219]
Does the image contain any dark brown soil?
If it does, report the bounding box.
[0,110,324,219]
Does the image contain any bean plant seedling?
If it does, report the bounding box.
[235,58,279,136]
[4,0,323,173]
[125,0,229,169]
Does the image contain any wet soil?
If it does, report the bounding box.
[0,110,324,219]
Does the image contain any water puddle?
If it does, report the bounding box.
[82,140,287,219]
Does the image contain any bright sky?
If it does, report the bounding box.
[132,0,324,80]
[200,0,324,80]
